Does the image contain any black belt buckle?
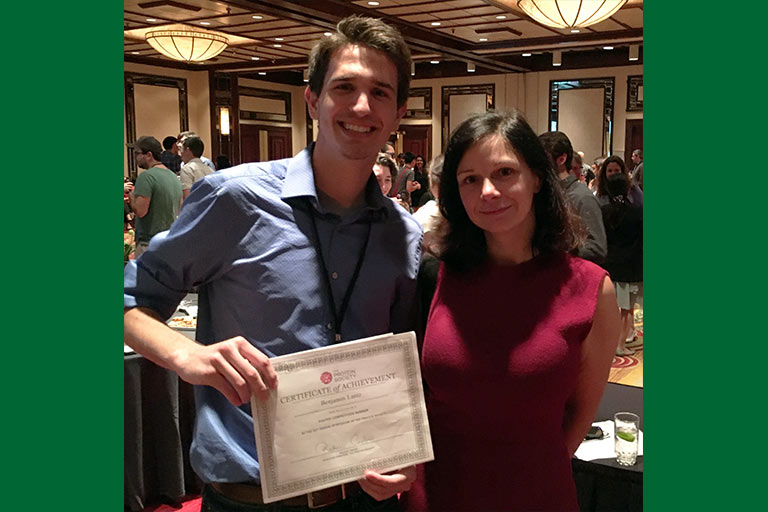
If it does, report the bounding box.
[307,483,347,509]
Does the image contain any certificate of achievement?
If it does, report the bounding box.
[251,331,434,503]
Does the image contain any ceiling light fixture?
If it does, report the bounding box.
[368,1,380,5]
[274,44,282,47]
[258,71,266,75]
[514,0,628,29]
[251,56,260,60]
[252,15,262,20]
[603,46,614,50]
[324,32,332,36]
[522,52,532,57]
[200,22,211,26]
[303,69,309,82]
[629,44,639,61]
[411,62,415,76]
[146,18,157,22]
[496,15,507,19]
[275,37,283,41]
[552,50,562,66]
[431,22,441,26]
[467,62,476,72]
[145,28,228,62]
[479,38,488,42]
[430,60,440,64]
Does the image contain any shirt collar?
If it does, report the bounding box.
[281,143,390,221]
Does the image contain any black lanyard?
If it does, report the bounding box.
[308,207,372,343]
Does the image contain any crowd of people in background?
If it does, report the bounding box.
[372,132,643,362]
[124,130,239,235]
[123,115,644,370]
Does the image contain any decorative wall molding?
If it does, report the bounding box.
[627,75,643,112]
[549,77,615,156]
[441,83,495,147]
[124,72,188,180]
[238,86,292,123]
[404,87,432,119]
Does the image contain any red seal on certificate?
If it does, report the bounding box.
[320,372,333,384]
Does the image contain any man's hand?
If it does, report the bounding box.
[173,336,278,406]
[358,466,416,501]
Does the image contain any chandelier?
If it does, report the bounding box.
[516,0,628,29]
[146,28,228,62]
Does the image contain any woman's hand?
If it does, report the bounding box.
[358,466,416,501]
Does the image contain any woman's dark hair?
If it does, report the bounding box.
[595,155,628,198]
[437,109,583,273]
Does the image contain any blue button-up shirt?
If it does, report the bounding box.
[124,144,423,483]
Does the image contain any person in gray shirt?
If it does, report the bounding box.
[539,131,607,265]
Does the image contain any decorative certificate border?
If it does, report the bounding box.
[253,332,432,502]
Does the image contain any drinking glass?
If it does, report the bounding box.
[614,412,639,466]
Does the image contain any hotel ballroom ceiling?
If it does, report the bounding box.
[125,0,643,85]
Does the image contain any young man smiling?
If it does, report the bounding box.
[124,16,421,512]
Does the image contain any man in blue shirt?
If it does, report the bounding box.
[124,15,421,512]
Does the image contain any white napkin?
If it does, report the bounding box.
[574,420,644,461]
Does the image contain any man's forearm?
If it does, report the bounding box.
[124,306,199,374]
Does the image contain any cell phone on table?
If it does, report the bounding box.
[585,426,603,440]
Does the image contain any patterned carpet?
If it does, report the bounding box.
[608,307,643,387]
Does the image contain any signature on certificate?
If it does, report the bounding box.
[316,433,373,454]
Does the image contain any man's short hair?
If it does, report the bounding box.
[632,149,643,159]
[538,131,573,171]
[403,152,416,164]
[177,130,196,142]
[130,136,163,160]
[307,15,412,107]
[182,136,204,158]
[162,136,177,150]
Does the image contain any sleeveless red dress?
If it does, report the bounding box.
[403,252,606,512]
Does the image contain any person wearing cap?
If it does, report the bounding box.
[128,135,182,258]
[125,15,420,511]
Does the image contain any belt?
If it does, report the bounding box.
[210,481,363,509]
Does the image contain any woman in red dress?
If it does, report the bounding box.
[403,110,620,511]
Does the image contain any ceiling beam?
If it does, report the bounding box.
[223,0,529,73]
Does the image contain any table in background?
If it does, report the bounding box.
[573,382,643,511]
[573,455,642,511]
[124,352,201,511]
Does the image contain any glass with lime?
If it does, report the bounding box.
[614,412,639,466]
